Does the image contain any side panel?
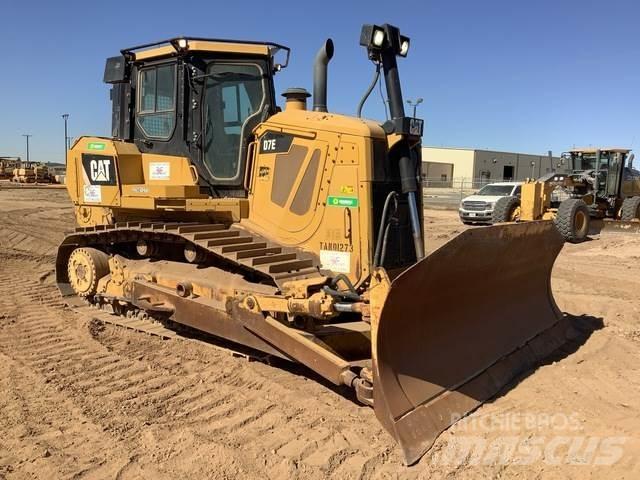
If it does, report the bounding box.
[69,138,121,208]
[245,126,371,285]
[67,137,206,224]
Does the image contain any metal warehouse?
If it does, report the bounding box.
[422,146,566,186]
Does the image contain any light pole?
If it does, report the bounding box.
[22,134,32,163]
[530,161,536,179]
[62,114,69,164]
[406,97,423,118]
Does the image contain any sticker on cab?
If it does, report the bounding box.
[83,185,102,203]
[149,162,170,180]
[327,196,358,208]
[340,185,355,194]
[87,142,106,151]
[320,250,351,274]
[258,166,271,181]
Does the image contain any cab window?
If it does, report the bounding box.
[137,64,176,139]
[203,63,265,181]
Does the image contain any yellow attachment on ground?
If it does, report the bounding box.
[520,180,553,221]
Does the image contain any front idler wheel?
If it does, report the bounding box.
[67,247,110,297]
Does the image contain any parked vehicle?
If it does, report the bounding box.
[459,182,522,224]
[491,148,639,242]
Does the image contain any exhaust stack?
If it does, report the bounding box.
[313,39,334,112]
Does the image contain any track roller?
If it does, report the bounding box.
[184,243,206,263]
[136,238,158,257]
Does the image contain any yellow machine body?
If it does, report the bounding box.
[66,107,387,286]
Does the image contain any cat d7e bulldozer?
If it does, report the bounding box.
[492,148,640,242]
[56,24,567,464]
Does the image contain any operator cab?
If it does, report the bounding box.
[104,38,289,196]
[562,147,633,199]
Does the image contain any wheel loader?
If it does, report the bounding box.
[492,148,640,242]
[56,24,568,465]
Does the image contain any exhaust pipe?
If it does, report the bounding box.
[313,39,334,112]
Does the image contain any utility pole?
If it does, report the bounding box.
[22,134,32,163]
[406,97,423,118]
[62,114,69,164]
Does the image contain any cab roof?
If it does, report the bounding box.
[122,36,290,65]
[569,147,631,154]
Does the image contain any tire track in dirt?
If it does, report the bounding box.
[0,204,72,257]
[0,345,136,479]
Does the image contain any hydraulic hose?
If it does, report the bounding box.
[357,62,381,118]
[373,191,398,267]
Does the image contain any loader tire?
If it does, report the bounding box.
[492,196,521,224]
[554,198,590,243]
[620,196,640,221]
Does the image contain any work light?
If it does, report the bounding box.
[360,24,411,58]
[399,36,410,57]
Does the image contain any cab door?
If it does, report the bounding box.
[248,130,329,237]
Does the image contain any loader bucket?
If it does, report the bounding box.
[369,221,566,465]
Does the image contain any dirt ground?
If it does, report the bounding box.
[0,186,638,479]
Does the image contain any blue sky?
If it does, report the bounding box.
[1,0,638,163]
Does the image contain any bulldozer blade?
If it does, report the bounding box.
[600,219,640,235]
[369,221,566,465]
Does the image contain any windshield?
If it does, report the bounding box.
[203,63,266,181]
[572,152,613,171]
[477,185,514,196]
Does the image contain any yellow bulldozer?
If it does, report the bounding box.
[12,162,51,183]
[0,156,20,179]
[56,24,568,464]
[492,147,640,242]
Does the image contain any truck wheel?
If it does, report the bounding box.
[492,196,521,224]
[554,199,590,243]
[620,197,640,221]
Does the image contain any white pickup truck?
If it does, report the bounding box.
[459,182,522,224]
